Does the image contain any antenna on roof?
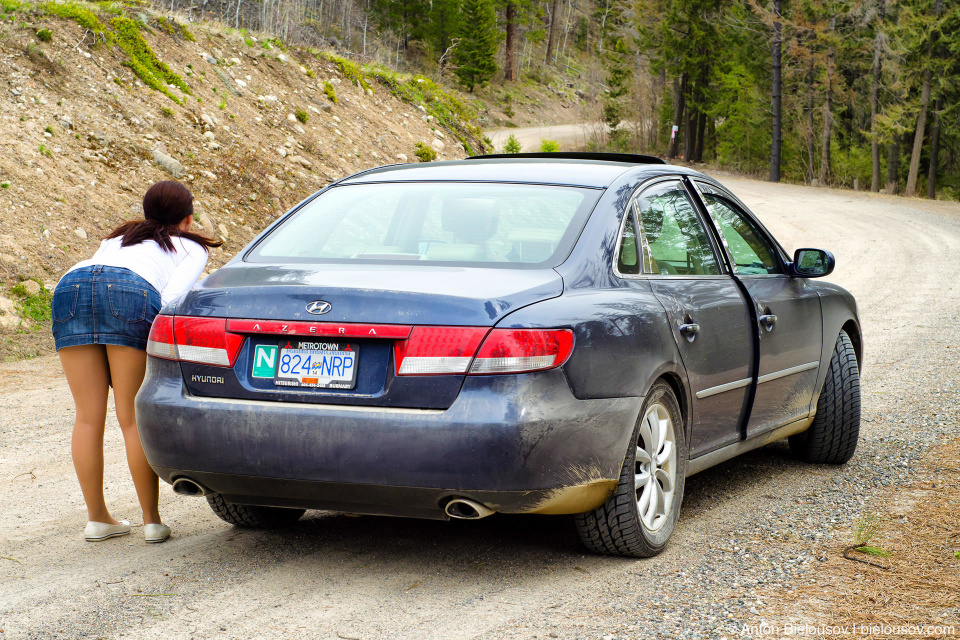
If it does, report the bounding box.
[466,152,667,165]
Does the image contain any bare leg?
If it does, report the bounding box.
[59,345,117,524]
[106,345,162,525]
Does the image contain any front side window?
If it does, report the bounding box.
[634,181,720,276]
[248,182,600,268]
[699,193,781,275]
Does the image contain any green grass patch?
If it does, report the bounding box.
[111,16,190,103]
[414,142,437,162]
[39,143,52,157]
[155,15,194,41]
[323,80,337,103]
[11,280,52,323]
[295,108,308,123]
[42,1,108,35]
[36,27,52,41]
[319,52,372,92]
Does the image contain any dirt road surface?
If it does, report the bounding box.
[485,123,603,152]
[2,177,959,639]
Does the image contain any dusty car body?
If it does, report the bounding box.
[136,153,862,556]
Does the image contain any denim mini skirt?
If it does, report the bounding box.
[52,266,161,351]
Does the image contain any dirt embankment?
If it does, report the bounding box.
[0,3,476,359]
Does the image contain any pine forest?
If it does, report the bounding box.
[147,0,960,197]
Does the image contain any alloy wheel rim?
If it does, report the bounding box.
[634,402,677,532]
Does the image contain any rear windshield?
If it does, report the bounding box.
[246,182,601,268]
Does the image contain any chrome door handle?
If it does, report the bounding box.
[759,314,777,329]
[678,323,700,335]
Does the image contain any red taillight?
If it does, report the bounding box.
[174,317,245,367]
[469,329,575,375]
[393,326,575,376]
[394,326,489,375]
[146,315,244,367]
[146,315,176,360]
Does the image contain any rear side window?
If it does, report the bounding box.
[617,211,640,275]
[635,181,720,276]
[248,182,601,268]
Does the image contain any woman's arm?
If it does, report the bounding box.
[160,242,209,306]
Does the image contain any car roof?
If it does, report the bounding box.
[338,158,707,189]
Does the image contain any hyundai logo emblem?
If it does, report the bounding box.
[305,300,332,315]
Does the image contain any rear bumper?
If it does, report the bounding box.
[136,358,640,518]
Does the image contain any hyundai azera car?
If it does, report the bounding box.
[136,152,862,557]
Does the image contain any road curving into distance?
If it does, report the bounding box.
[1,176,958,639]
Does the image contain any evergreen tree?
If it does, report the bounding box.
[503,134,523,153]
[430,0,462,59]
[453,0,499,91]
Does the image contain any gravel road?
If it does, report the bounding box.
[1,177,958,639]
[485,123,604,152]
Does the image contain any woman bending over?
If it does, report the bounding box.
[52,181,221,543]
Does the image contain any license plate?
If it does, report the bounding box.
[264,341,358,390]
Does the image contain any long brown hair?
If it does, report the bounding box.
[106,181,223,252]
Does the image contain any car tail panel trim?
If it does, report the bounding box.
[226,319,413,339]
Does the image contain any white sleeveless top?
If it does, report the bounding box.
[66,235,209,306]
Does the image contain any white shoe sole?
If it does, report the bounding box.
[144,524,171,543]
[84,520,131,542]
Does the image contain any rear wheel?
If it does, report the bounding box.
[206,493,305,528]
[789,330,861,464]
[575,380,686,557]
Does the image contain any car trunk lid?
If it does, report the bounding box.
[173,264,564,409]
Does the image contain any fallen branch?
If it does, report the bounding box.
[842,545,890,570]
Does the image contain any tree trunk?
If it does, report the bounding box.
[807,48,815,183]
[694,108,706,163]
[904,71,931,197]
[545,0,559,65]
[770,0,782,182]
[819,18,835,186]
[668,75,685,159]
[870,29,883,191]
[905,0,941,197]
[505,2,516,81]
[927,99,941,199]
[886,134,900,194]
[684,92,697,161]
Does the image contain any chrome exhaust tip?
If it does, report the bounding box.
[171,477,212,497]
[444,498,495,520]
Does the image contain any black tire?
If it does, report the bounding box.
[206,493,305,528]
[789,330,861,464]
[575,380,687,558]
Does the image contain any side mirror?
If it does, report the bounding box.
[791,248,835,278]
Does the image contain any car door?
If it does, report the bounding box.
[692,180,822,438]
[627,179,754,458]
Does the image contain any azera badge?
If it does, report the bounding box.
[305,300,332,315]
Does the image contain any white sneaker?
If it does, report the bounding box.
[144,523,171,544]
[84,520,131,542]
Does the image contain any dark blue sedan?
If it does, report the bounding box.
[136,153,862,557]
